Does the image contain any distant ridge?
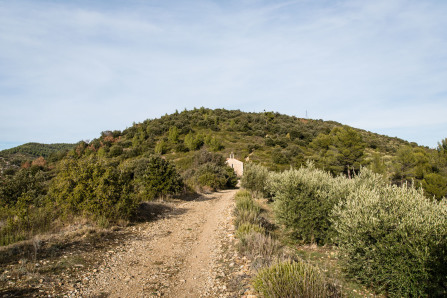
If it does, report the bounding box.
[0,142,76,158]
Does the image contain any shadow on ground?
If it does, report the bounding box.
[0,288,39,297]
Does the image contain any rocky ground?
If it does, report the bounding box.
[0,189,256,297]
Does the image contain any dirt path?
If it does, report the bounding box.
[79,189,240,297]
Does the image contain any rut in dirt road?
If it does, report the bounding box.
[78,188,239,297]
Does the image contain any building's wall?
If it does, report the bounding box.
[226,158,244,177]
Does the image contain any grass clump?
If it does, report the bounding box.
[239,232,281,269]
[235,197,261,215]
[253,259,341,298]
[234,209,259,228]
[236,223,265,238]
[234,190,262,229]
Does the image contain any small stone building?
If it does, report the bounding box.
[226,153,244,177]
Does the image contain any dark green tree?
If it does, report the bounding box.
[133,156,184,200]
[422,173,447,200]
[168,126,179,144]
[311,126,366,176]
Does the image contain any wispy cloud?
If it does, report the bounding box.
[0,0,446,149]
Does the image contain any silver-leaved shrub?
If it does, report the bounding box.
[332,183,447,297]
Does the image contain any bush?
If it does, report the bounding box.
[183,150,237,191]
[241,163,269,198]
[266,165,386,245]
[332,184,447,297]
[131,156,184,200]
[253,260,340,297]
[48,157,138,222]
[108,145,123,157]
[48,155,184,224]
[0,167,54,246]
[266,164,353,244]
[0,204,54,246]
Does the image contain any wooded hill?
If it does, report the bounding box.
[1,108,446,198]
[90,108,446,199]
[0,143,75,174]
[0,108,446,246]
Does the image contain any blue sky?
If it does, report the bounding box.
[1,0,446,150]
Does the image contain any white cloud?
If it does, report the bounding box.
[0,0,446,149]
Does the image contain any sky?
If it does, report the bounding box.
[1,0,446,150]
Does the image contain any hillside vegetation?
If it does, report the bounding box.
[241,164,447,297]
[0,108,446,247]
[0,142,75,161]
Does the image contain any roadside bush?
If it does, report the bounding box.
[234,190,283,270]
[48,155,184,224]
[234,190,262,228]
[253,259,340,297]
[266,164,353,244]
[0,167,55,246]
[48,157,138,223]
[0,204,54,246]
[332,184,447,297]
[266,165,386,245]
[241,163,269,198]
[183,150,237,191]
[131,156,184,200]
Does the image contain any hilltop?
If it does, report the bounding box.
[83,107,442,191]
[86,107,409,170]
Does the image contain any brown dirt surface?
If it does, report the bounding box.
[1,188,255,297]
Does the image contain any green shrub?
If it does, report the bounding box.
[108,145,123,157]
[332,184,447,297]
[183,150,237,191]
[241,163,269,198]
[131,156,184,200]
[48,156,139,222]
[253,260,340,297]
[266,164,386,245]
[0,204,55,246]
[0,166,55,246]
[266,164,353,244]
[48,155,183,224]
[422,172,447,200]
